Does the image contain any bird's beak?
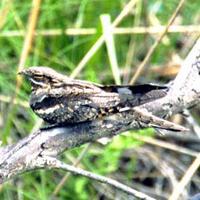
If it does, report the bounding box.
[18,69,28,76]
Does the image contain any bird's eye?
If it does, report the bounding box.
[29,74,46,87]
[34,75,43,79]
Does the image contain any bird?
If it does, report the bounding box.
[19,66,186,131]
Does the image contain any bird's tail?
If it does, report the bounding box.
[132,107,188,132]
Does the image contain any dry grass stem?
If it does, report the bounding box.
[1,25,200,38]
[169,154,200,200]
[70,0,138,78]
[131,133,199,157]
[129,0,186,84]
[100,14,121,84]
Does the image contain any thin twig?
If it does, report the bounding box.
[52,143,92,195]
[42,156,156,200]
[129,0,186,84]
[130,133,199,157]
[169,154,200,200]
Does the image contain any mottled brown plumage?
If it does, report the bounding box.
[20,66,186,131]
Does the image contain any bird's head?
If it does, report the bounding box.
[19,66,65,89]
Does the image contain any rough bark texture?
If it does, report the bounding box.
[0,38,199,184]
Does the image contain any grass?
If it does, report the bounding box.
[0,0,199,199]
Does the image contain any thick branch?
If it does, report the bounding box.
[141,38,200,116]
[0,38,199,186]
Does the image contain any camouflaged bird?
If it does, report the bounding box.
[20,66,186,131]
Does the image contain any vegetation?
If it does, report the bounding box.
[0,0,199,199]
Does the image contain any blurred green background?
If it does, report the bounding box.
[0,0,199,199]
